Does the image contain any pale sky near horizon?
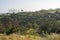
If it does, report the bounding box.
[0,0,60,13]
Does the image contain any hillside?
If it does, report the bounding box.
[0,9,60,35]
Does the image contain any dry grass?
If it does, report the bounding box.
[0,33,60,40]
[44,33,60,40]
[0,33,42,40]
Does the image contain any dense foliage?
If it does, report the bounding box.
[0,9,60,35]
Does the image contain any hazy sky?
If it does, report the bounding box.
[0,0,60,13]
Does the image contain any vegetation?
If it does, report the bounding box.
[0,9,60,35]
[0,8,60,40]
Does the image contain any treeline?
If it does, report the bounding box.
[0,9,60,35]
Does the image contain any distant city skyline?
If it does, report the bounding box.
[0,0,60,13]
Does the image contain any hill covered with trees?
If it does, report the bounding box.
[0,8,60,35]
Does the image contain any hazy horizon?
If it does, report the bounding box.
[0,0,60,13]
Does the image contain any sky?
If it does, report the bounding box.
[0,0,60,13]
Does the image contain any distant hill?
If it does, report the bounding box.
[0,8,60,35]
